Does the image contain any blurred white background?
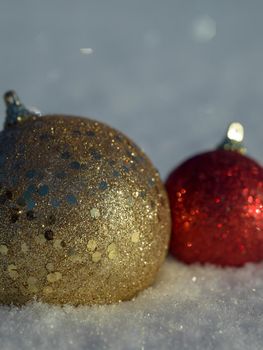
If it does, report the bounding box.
[1,0,263,178]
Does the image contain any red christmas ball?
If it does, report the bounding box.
[166,126,263,267]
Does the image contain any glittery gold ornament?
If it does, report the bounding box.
[0,91,171,305]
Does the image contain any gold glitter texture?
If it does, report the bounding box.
[0,245,8,255]
[0,115,171,305]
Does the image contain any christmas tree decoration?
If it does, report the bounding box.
[0,91,171,305]
[166,122,263,267]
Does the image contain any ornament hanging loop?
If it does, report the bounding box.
[3,90,39,129]
[218,122,246,154]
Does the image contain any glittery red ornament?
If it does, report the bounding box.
[166,123,263,266]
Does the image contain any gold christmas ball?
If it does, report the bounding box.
[0,91,171,305]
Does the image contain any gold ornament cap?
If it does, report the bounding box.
[218,122,246,154]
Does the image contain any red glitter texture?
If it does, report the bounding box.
[166,150,263,266]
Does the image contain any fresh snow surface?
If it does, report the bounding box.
[1,259,263,350]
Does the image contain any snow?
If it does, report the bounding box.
[1,1,263,349]
[1,259,263,350]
